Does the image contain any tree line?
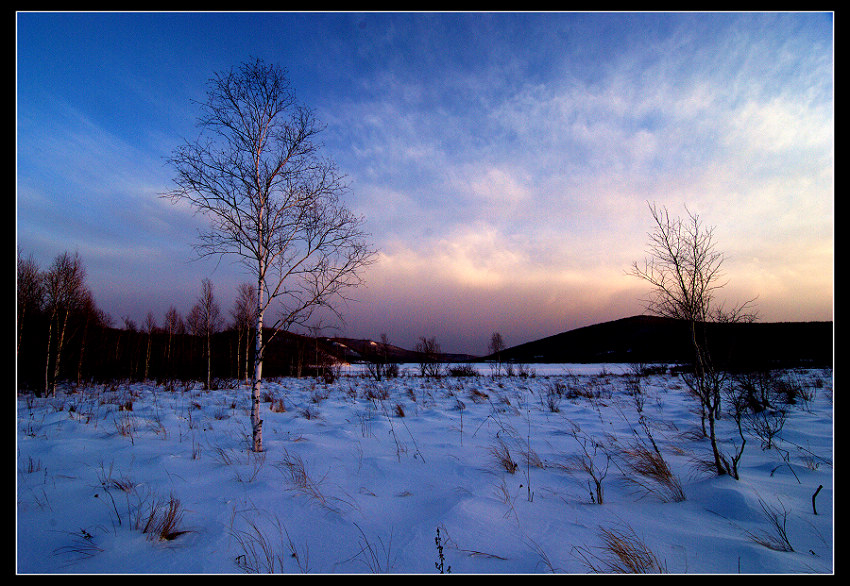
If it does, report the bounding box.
[16,249,331,395]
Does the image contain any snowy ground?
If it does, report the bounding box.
[17,364,833,574]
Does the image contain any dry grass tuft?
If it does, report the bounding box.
[574,524,667,574]
[469,388,489,404]
[621,443,686,503]
[490,439,518,474]
[300,405,320,420]
[346,522,397,573]
[276,447,354,512]
[234,449,266,483]
[134,492,191,541]
[230,512,310,573]
[269,397,287,413]
[363,383,390,401]
[113,409,138,443]
[51,528,104,566]
[96,460,136,493]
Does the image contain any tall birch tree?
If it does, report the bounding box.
[164,59,374,451]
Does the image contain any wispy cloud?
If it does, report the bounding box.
[321,13,832,349]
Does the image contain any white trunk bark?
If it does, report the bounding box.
[250,271,265,452]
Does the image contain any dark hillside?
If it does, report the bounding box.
[490,315,832,368]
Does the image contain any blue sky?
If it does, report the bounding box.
[16,12,834,355]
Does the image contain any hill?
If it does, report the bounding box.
[487,315,833,368]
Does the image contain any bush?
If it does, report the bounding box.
[448,364,478,377]
[366,361,399,381]
[773,373,804,405]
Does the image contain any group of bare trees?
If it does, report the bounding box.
[17,251,105,396]
[17,248,275,394]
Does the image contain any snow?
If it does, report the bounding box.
[17,364,833,574]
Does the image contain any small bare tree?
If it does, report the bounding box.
[231,282,257,384]
[165,59,375,451]
[189,278,224,390]
[630,202,756,477]
[365,333,396,381]
[560,423,613,505]
[143,312,157,382]
[163,305,181,368]
[415,336,443,377]
[488,332,506,377]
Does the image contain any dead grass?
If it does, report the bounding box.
[620,442,686,503]
[746,498,794,552]
[21,455,44,474]
[469,388,489,404]
[211,444,237,467]
[95,460,136,493]
[133,492,191,541]
[51,528,104,566]
[277,447,336,511]
[234,449,266,483]
[113,409,138,444]
[574,524,667,573]
[230,511,310,573]
[490,439,519,474]
[363,383,390,401]
[346,522,397,573]
[493,477,519,521]
[269,397,287,413]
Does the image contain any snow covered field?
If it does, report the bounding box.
[17,364,833,574]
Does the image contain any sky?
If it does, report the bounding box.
[16,11,834,356]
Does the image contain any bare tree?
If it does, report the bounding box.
[630,202,756,477]
[488,332,506,376]
[164,59,375,451]
[43,251,89,396]
[143,312,157,382]
[231,282,257,384]
[75,290,106,385]
[17,250,43,357]
[188,278,224,390]
[366,333,397,381]
[163,305,181,367]
[415,336,443,377]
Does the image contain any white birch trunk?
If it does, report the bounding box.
[250,265,265,452]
